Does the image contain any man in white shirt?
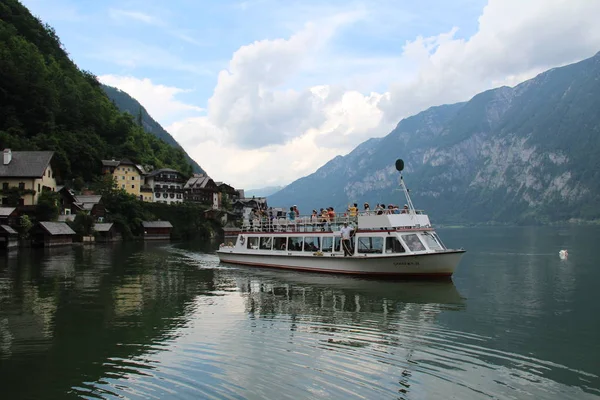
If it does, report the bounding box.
[340,222,354,256]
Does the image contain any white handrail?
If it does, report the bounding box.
[240,210,427,232]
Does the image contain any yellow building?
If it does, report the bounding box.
[0,149,57,206]
[101,159,147,200]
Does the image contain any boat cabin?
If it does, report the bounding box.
[228,211,446,257]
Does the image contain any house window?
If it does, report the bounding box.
[2,183,8,190]
[121,184,125,189]
[19,182,25,190]
[131,176,135,180]
[131,185,135,189]
[37,183,40,192]
[122,176,125,180]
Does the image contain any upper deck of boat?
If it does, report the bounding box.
[237,210,433,234]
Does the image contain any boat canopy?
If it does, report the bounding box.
[358,213,431,230]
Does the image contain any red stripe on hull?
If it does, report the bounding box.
[218,258,453,278]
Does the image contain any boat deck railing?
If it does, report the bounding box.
[240,210,426,233]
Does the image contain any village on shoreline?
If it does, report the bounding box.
[0,149,268,250]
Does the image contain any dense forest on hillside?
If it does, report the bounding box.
[0,0,193,183]
[101,84,204,174]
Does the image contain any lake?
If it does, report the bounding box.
[0,226,599,399]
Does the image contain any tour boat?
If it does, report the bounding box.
[217,159,466,278]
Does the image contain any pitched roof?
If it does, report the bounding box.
[74,195,102,204]
[93,223,114,232]
[0,151,53,178]
[101,160,120,167]
[147,168,181,177]
[0,207,16,216]
[0,224,17,235]
[184,174,216,189]
[142,221,173,228]
[101,159,145,174]
[39,221,75,235]
[57,215,75,222]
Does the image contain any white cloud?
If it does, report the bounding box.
[108,9,164,26]
[113,0,600,189]
[98,75,204,125]
[379,0,600,122]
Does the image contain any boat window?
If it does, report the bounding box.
[402,234,426,252]
[385,236,406,253]
[287,237,303,252]
[274,237,287,250]
[303,237,320,252]
[247,236,259,250]
[334,237,341,252]
[322,237,333,252]
[420,233,443,251]
[357,237,384,254]
[432,233,446,250]
[259,237,272,250]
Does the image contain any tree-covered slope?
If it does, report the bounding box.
[0,0,193,182]
[269,52,600,224]
[102,84,204,174]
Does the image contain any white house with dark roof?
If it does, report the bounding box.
[145,168,186,205]
[0,149,56,206]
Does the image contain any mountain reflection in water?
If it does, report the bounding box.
[0,234,598,399]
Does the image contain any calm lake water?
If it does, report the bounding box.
[0,226,599,399]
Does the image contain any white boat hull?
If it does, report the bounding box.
[216,250,465,278]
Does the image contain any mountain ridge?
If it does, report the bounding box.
[269,51,600,224]
[101,84,204,174]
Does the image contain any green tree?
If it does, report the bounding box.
[68,212,94,237]
[36,190,60,221]
[18,215,33,239]
[91,174,117,197]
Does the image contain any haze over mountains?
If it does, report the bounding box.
[269,52,600,225]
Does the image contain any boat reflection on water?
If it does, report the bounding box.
[217,262,465,317]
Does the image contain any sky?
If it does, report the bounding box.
[20,0,600,190]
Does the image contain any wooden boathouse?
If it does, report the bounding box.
[31,221,76,247]
[142,221,173,240]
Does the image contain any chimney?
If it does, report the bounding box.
[3,149,12,165]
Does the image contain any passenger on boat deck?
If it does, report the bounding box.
[393,205,400,214]
[320,208,330,231]
[340,222,354,257]
[401,204,409,214]
[293,205,300,217]
[363,203,370,214]
[311,210,318,222]
[328,207,336,222]
[376,204,384,215]
[348,203,358,217]
[288,206,296,221]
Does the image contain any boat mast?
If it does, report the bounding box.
[396,159,416,215]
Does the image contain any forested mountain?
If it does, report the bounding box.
[269,52,600,224]
[0,0,193,183]
[102,84,204,174]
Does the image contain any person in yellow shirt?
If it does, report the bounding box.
[348,203,358,217]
